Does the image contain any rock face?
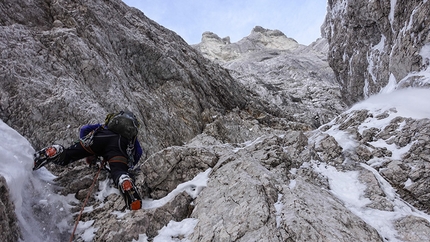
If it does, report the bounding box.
[0,175,20,242]
[194,27,347,128]
[185,133,383,242]
[0,0,280,158]
[323,0,430,105]
[194,26,300,62]
[1,0,430,242]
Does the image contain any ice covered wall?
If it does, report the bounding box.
[323,0,430,105]
[0,119,74,242]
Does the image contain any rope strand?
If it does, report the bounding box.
[69,162,103,242]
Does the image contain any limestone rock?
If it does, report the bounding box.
[194,28,348,129]
[0,176,20,242]
[395,216,430,241]
[140,145,218,199]
[189,133,382,242]
[194,26,299,62]
[2,0,430,241]
[323,0,430,104]
[0,0,274,159]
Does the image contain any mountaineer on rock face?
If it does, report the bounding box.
[33,110,143,210]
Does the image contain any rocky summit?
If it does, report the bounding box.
[193,27,347,128]
[0,0,430,242]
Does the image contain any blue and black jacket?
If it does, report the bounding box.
[79,124,143,165]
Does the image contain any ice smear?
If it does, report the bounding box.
[274,194,284,228]
[76,220,97,242]
[0,119,76,242]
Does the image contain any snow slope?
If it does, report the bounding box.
[316,88,430,241]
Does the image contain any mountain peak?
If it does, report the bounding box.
[246,25,298,50]
[251,25,286,37]
[194,26,300,62]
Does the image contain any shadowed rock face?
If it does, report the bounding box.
[323,0,430,105]
[0,175,20,242]
[1,0,430,241]
[0,0,280,158]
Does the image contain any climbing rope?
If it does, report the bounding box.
[69,162,103,242]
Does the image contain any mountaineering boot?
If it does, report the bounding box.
[118,174,142,210]
[33,145,64,170]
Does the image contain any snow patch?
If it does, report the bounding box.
[404,178,414,188]
[379,73,397,94]
[372,34,386,52]
[288,179,296,189]
[274,194,284,228]
[420,43,430,66]
[314,164,371,208]
[111,210,129,219]
[313,162,430,242]
[325,128,358,151]
[76,220,97,242]
[232,136,264,152]
[152,218,198,242]
[95,177,120,202]
[389,0,397,27]
[369,139,413,160]
[351,88,430,120]
[142,168,211,210]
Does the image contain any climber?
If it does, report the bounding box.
[33,110,143,210]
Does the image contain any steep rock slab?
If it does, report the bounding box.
[0,0,277,157]
[189,133,383,242]
[323,0,430,104]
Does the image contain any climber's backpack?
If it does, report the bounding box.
[106,111,139,140]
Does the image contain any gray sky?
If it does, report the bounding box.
[122,0,327,45]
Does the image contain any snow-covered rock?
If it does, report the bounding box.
[187,133,383,242]
[1,0,430,241]
[323,0,430,104]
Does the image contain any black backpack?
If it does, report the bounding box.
[105,111,139,140]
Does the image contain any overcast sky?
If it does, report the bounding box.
[122,0,328,46]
